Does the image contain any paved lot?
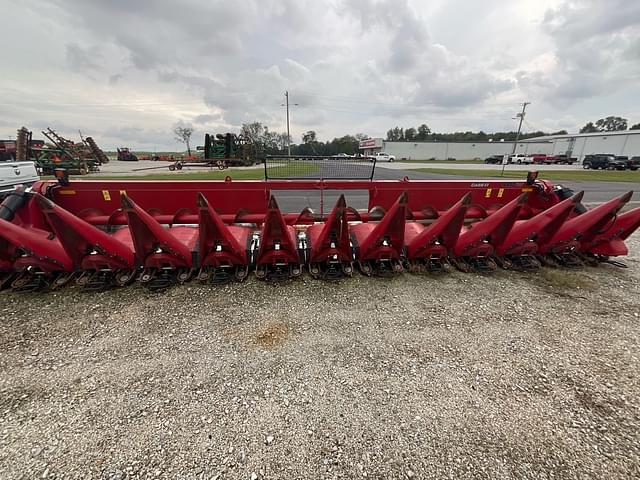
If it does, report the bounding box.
[95,160,587,177]
[0,236,638,479]
[95,161,264,176]
[87,162,638,208]
[269,168,638,212]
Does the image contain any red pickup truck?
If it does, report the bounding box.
[530,154,550,164]
[547,154,577,164]
[530,154,577,165]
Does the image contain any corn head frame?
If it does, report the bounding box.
[0,156,638,291]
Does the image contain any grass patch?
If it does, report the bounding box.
[92,169,268,181]
[409,167,640,182]
[537,268,597,291]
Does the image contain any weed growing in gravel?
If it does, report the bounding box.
[538,268,597,291]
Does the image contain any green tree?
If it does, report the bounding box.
[302,130,317,143]
[241,121,268,145]
[405,127,416,141]
[416,124,431,140]
[595,116,627,131]
[386,127,402,141]
[173,124,194,155]
[579,122,598,133]
[386,126,404,141]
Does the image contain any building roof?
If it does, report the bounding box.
[522,130,640,142]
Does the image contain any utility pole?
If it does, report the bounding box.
[502,102,530,176]
[281,91,298,156]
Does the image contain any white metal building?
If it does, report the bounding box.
[359,130,640,161]
[520,130,640,161]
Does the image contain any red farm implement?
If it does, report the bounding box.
[0,156,638,292]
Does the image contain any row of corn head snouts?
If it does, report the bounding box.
[0,189,638,292]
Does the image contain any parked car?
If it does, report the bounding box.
[371,152,396,162]
[509,154,532,164]
[611,156,628,170]
[484,155,504,164]
[582,154,626,170]
[627,156,640,171]
[530,154,550,164]
[548,154,577,164]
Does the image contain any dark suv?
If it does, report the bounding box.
[582,154,627,170]
[628,156,640,171]
[484,155,504,164]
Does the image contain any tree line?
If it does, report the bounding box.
[239,122,365,156]
[237,115,640,157]
[579,116,640,133]
[385,124,567,142]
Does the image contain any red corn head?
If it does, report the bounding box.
[35,194,135,271]
[351,191,407,275]
[122,194,196,288]
[580,206,640,257]
[452,193,527,270]
[197,192,251,282]
[496,191,585,258]
[0,215,75,290]
[0,218,73,273]
[306,194,353,279]
[539,191,633,256]
[255,195,301,280]
[35,193,137,289]
[404,192,471,271]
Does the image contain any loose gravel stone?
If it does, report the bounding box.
[0,235,638,479]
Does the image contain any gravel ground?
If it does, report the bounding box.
[1,235,639,480]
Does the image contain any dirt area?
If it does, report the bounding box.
[1,236,639,479]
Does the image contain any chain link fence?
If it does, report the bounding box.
[264,155,377,180]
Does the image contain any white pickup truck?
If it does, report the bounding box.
[0,161,39,196]
[508,154,533,164]
[371,152,396,162]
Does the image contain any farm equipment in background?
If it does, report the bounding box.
[0,140,17,161]
[29,127,108,175]
[203,133,261,167]
[83,135,110,165]
[137,133,262,172]
[117,147,138,162]
[3,128,44,162]
[0,155,638,292]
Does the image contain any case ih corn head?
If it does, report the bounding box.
[0,157,638,292]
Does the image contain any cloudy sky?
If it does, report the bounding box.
[2,0,639,150]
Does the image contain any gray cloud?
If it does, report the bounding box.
[65,43,103,71]
[2,0,639,149]
[525,0,640,103]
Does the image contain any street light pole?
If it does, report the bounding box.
[502,102,530,176]
[285,91,291,156]
[281,91,298,156]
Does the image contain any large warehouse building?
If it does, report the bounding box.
[359,130,640,161]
